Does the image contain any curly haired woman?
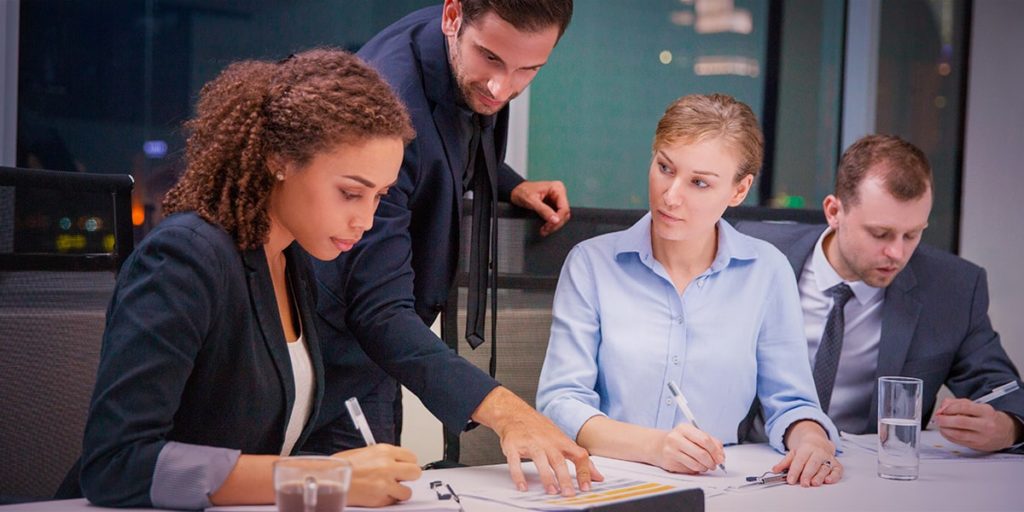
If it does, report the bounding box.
[80,49,420,509]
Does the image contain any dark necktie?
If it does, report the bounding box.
[465,115,496,366]
[813,283,855,414]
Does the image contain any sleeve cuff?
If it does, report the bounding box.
[444,376,500,433]
[545,397,606,441]
[150,441,241,510]
[1003,413,1024,453]
[767,408,841,454]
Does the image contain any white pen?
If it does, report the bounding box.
[975,381,1019,404]
[345,396,377,446]
[667,381,726,472]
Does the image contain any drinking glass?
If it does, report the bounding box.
[274,456,352,512]
[877,376,923,480]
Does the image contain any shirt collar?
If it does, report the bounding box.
[811,227,884,306]
[614,213,758,273]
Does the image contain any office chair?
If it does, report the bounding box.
[0,166,134,503]
[437,203,643,465]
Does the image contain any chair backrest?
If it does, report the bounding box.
[441,204,642,465]
[0,166,134,502]
[440,202,825,466]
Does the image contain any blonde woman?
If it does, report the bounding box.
[538,94,842,487]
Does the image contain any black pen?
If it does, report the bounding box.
[446,483,465,512]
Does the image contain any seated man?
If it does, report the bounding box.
[737,134,1024,452]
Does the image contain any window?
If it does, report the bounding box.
[12,0,971,251]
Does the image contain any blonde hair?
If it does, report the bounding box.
[652,93,764,182]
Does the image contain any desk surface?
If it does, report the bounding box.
[440,442,1021,511]
[1,440,1019,511]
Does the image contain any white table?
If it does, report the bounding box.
[1,440,1019,511]
[436,442,1021,511]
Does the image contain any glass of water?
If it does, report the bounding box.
[877,376,923,480]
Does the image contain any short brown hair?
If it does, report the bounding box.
[162,48,415,249]
[653,93,764,182]
[835,134,932,207]
[461,0,573,39]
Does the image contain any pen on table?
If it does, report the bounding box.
[345,396,377,446]
[446,484,463,511]
[666,381,726,473]
[430,481,465,512]
[740,470,788,488]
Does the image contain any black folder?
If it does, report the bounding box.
[579,487,704,511]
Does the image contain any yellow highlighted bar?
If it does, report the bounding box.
[545,483,676,505]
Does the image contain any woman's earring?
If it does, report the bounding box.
[276,172,285,181]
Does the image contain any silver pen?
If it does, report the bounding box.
[345,396,377,446]
[740,470,789,488]
[975,381,1019,404]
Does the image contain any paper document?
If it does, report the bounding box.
[841,430,1024,462]
[591,449,791,496]
[588,456,730,497]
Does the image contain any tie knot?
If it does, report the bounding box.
[478,113,495,130]
[829,283,854,307]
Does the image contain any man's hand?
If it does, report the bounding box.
[510,180,571,236]
[472,386,604,496]
[772,420,842,487]
[933,398,1023,452]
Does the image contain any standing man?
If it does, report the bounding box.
[738,134,1024,452]
[306,0,599,495]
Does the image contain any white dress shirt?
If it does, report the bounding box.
[801,228,885,433]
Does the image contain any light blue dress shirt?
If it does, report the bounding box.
[537,214,839,453]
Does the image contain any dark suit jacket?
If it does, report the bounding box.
[736,221,1024,435]
[306,6,511,451]
[80,213,325,507]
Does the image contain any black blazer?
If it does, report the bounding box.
[306,6,508,449]
[80,213,325,507]
[736,221,1024,434]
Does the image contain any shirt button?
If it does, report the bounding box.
[672,356,680,365]
[697,279,705,288]
[675,316,684,325]
[665,398,673,406]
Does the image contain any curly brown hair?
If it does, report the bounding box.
[162,48,415,249]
